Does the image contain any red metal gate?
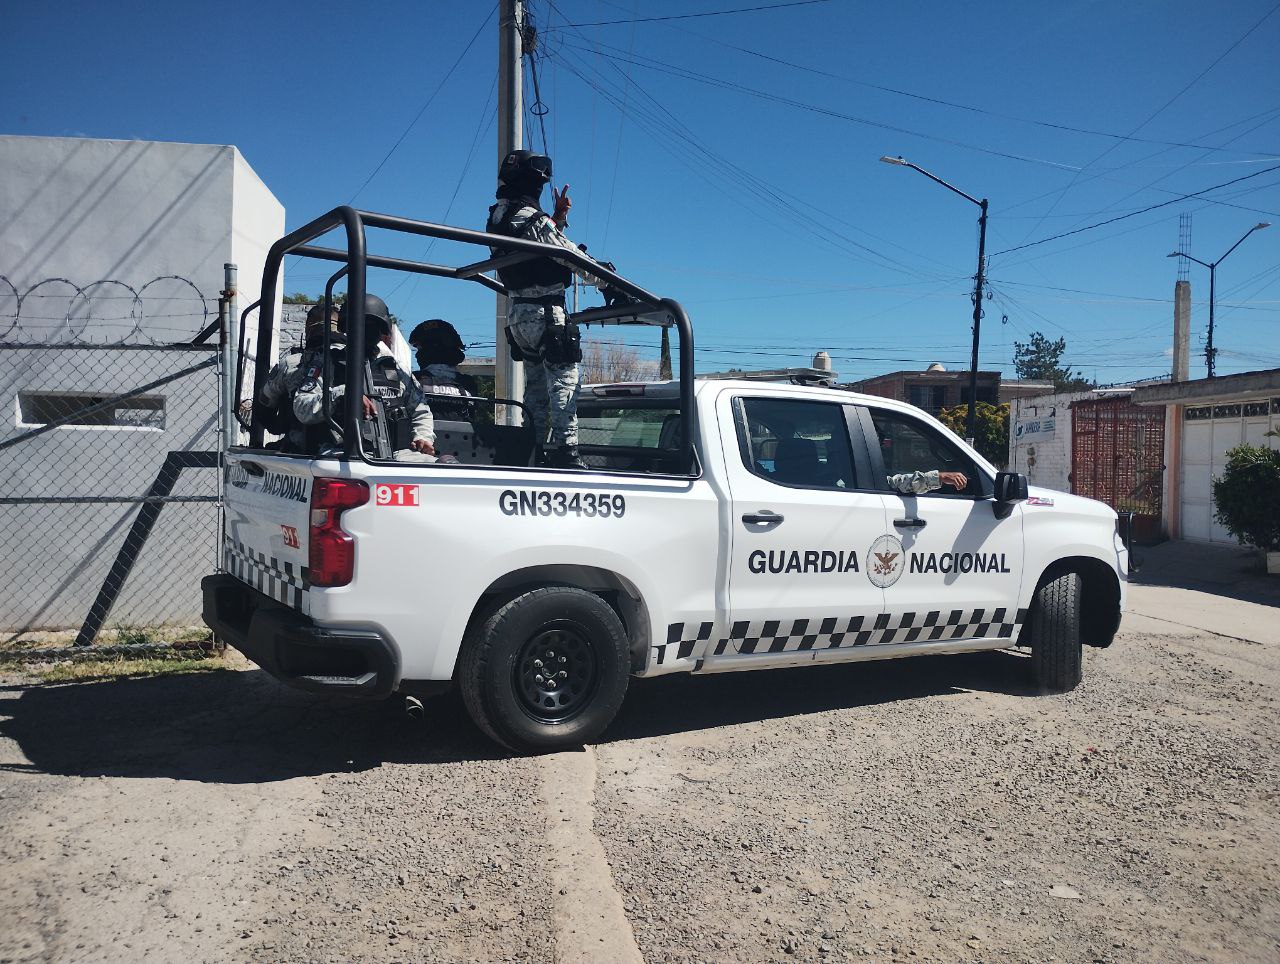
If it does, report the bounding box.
[1071,396,1165,542]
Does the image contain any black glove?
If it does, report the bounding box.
[601,285,636,308]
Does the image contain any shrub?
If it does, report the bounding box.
[1212,442,1280,551]
[938,401,1010,469]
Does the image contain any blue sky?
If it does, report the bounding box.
[4,0,1279,383]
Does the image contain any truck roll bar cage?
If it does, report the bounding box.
[247,206,696,475]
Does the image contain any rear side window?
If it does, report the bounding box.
[736,397,857,490]
[578,406,679,449]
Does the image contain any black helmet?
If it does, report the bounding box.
[304,302,340,338]
[409,318,466,367]
[498,150,552,189]
[338,293,392,336]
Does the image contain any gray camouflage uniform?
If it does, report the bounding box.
[259,349,311,450]
[887,470,943,494]
[488,199,609,448]
[293,345,436,462]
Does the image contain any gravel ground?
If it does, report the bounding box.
[1,590,1276,963]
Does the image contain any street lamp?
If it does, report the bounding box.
[1168,221,1270,378]
[880,155,989,442]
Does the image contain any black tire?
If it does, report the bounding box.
[458,586,631,753]
[1029,571,1084,692]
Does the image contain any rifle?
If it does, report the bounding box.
[362,360,394,459]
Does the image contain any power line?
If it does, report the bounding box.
[557,0,834,28]
[562,27,1280,158]
[1010,2,1280,243]
[990,164,1280,258]
[387,75,500,304]
[347,3,494,205]
[546,0,966,278]
[559,39,1088,173]
[601,21,639,250]
[549,40,950,279]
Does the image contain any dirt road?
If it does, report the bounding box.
[2,579,1277,963]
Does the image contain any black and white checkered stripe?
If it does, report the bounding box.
[654,607,1027,666]
[223,538,310,612]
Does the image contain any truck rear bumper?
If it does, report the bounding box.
[201,573,399,700]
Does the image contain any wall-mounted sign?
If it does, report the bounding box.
[1015,416,1055,443]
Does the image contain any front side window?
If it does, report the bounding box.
[869,408,986,497]
[736,397,857,490]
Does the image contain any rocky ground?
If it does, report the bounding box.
[0,576,1276,963]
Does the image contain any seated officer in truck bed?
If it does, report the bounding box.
[292,294,436,462]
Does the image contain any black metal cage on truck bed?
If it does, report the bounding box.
[238,206,696,474]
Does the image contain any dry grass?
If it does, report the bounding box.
[0,644,239,685]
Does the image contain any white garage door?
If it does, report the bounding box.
[1179,398,1279,544]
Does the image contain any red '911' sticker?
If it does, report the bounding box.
[375,483,419,507]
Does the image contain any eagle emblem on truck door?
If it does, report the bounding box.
[867,534,906,589]
[873,549,899,575]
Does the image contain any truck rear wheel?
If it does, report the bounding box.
[1029,571,1083,692]
[459,586,631,753]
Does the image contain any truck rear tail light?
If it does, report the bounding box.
[309,478,369,587]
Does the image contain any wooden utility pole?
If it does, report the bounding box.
[496,0,523,421]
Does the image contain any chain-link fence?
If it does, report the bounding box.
[0,276,224,652]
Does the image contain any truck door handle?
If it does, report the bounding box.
[893,518,927,529]
[742,510,784,527]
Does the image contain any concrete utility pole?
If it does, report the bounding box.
[496,0,523,422]
[1172,280,1191,383]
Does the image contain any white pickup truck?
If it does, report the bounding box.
[203,208,1125,752]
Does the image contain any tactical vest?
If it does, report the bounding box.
[487,197,572,292]
[365,355,415,451]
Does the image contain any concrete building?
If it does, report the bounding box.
[1133,369,1280,544]
[841,364,1052,416]
[0,135,284,633]
[1007,388,1102,492]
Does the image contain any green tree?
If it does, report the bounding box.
[1013,331,1093,393]
[938,401,1010,468]
[282,292,316,304]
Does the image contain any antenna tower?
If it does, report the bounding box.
[1176,212,1192,282]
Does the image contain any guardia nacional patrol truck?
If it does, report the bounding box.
[202,208,1126,753]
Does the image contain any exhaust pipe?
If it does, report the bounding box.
[403,695,425,720]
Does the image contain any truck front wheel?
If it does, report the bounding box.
[459,586,631,753]
[1029,571,1084,692]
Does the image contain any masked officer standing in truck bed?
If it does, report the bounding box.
[486,150,612,470]
[292,294,436,461]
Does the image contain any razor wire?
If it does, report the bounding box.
[0,274,209,346]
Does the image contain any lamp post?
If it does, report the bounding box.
[881,156,988,442]
[1168,221,1270,378]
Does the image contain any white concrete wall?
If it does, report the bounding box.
[0,136,283,631]
[1007,390,1095,492]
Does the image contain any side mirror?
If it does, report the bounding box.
[992,471,1028,518]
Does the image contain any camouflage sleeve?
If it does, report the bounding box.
[293,366,344,426]
[525,214,612,289]
[259,361,286,405]
[886,470,941,494]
